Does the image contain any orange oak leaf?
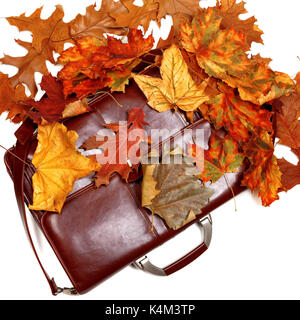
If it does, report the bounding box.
[277,156,300,192]
[242,130,282,207]
[206,84,273,143]
[1,39,52,96]
[58,29,154,97]
[6,5,72,54]
[81,107,149,187]
[216,0,263,48]
[24,75,91,123]
[155,0,198,21]
[275,93,300,150]
[109,0,158,32]
[70,2,126,40]
[179,7,294,105]
[155,0,199,34]
[155,0,201,49]
[274,81,300,192]
[0,72,30,123]
[29,121,101,213]
[188,132,244,183]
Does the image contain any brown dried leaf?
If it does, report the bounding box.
[7,5,72,54]
[278,157,300,192]
[216,0,263,48]
[109,0,159,31]
[0,72,30,123]
[143,151,214,230]
[70,2,126,40]
[1,40,51,96]
[155,0,198,22]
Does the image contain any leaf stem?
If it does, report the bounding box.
[85,90,123,108]
[224,173,237,212]
[149,211,154,233]
[137,62,159,75]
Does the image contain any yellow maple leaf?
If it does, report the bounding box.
[29,122,101,213]
[132,44,210,113]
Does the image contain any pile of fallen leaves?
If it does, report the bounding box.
[1,0,300,230]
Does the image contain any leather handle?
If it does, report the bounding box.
[133,215,212,276]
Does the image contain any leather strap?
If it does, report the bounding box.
[12,119,77,296]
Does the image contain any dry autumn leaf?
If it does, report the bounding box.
[155,0,197,21]
[207,84,273,143]
[70,2,126,40]
[179,8,249,82]
[238,68,295,106]
[179,7,294,105]
[277,157,300,192]
[188,132,244,183]
[29,122,101,213]
[143,150,214,230]
[58,29,154,97]
[109,0,158,32]
[273,79,300,192]
[24,75,91,123]
[132,44,210,114]
[155,0,201,49]
[1,39,52,96]
[0,72,30,123]
[6,5,71,54]
[242,130,282,207]
[275,93,300,150]
[81,107,149,187]
[216,0,263,48]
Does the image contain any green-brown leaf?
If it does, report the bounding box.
[143,151,214,230]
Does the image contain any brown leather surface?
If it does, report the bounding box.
[5,76,247,294]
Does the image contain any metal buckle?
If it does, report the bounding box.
[55,287,78,296]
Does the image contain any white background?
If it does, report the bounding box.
[0,0,300,300]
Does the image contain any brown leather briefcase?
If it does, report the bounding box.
[4,74,246,295]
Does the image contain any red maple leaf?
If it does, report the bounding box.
[81,107,149,187]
